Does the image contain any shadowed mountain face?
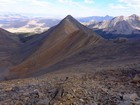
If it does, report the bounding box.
[0,28,21,67]
[7,15,103,78]
[0,28,21,46]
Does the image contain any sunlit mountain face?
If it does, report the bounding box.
[87,14,140,39]
[0,0,140,105]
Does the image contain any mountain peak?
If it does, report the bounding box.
[62,15,77,23]
[58,15,84,32]
[8,15,102,78]
[65,15,73,19]
[105,15,110,17]
[129,14,139,20]
[129,14,139,18]
[130,14,138,17]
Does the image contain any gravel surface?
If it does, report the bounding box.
[0,69,140,105]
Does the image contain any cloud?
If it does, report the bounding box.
[84,0,94,4]
[118,0,140,8]
[108,0,140,10]
[119,0,140,16]
[58,0,94,4]
[0,0,54,16]
[119,0,140,4]
[0,0,18,4]
[109,4,127,9]
[58,0,72,3]
[0,0,101,18]
[0,0,51,6]
[107,0,140,16]
[30,0,51,7]
[56,0,99,17]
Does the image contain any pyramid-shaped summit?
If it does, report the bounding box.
[63,15,75,21]
[8,15,103,79]
[50,15,102,38]
[61,15,81,26]
[53,15,81,35]
[61,15,78,23]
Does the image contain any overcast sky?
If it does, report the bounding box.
[0,0,139,18]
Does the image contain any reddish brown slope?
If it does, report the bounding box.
[8,15,103,78]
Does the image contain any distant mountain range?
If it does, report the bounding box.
[0,14,140,39]
[0,14,60,33]
[0,14,113,33]
[88,14,140,38]
[78,15,113,22]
